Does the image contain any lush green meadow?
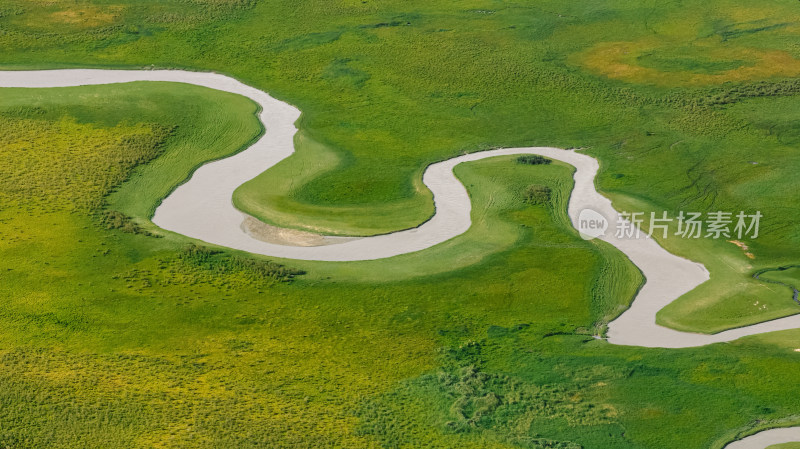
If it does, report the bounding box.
[0,77,797,449]
[2,0,793,332]
[2,0,800,447]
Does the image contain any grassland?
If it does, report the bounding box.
[1,82,799,449]
[1,0,800,447]
[232,131,433,236]
[759,267,800,298]
[0,0,791,333]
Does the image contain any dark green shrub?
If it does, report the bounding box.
[180,243,221,264]
[516,155,552,165]
[100,210,159,237]
[180,244,305,282]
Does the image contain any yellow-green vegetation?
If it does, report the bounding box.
[3,1,797,330]
[2,0,800,447]
[0,114,170,213]
[570,0,800,86]
[1,85,800,449]
[577,40,800,87]
[0,82,262,228]
[1,0,790,332]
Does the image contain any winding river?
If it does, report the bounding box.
[1,69,798,448]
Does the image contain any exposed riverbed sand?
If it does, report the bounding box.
[241,216,359,246]
[724,427,800,449]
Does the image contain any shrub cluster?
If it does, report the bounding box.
[99,210,159,237]
[703,79,800,106]
[524,184,552,206]
[356,338,614,448]
[180,244,305,283]
[516,155,552,165]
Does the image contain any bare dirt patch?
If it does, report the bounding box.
[49,7,121,27]
[576,40,800,86]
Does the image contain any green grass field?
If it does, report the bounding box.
[2,0,800,447]
[0,80,797,449]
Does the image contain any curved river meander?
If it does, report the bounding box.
[1,69,798,448]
